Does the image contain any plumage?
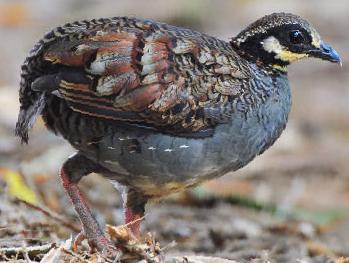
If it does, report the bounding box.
[17,17,253,141]
[16,13,340,252]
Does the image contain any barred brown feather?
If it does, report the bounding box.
[16,16,249,142]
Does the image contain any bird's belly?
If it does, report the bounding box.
[78,109,285,196]
[44,84,290,196]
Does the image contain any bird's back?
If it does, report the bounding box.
[16,16,251,142]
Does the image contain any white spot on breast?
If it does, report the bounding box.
[68,152,78,159]
[148,146,156,150]
[108,146,116,150]
[179,145,189,149]
[164,148,174,152]
[87,140,99,145]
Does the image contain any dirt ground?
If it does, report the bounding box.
[1,0,349,262]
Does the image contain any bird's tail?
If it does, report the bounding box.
[15,44,48,144]
[15,94,46,144]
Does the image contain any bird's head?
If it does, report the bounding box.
[231,13,341,72]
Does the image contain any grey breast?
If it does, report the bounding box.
[84,71,291,189]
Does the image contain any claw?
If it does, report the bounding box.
[72,232,85,252]
[60,161,121,257]
[88,235,113,254]
[72,231,119,256]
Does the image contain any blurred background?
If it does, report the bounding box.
[0,0,348,262]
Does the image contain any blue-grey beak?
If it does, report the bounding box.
[310,41,342,65]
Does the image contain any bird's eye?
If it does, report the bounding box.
[289,30,305,44]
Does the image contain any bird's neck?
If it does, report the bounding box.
[247,64,290,106]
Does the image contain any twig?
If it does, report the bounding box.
[0,237,47,245]
[16,199,80,232]
[23,250,32,263]
[124,214,147,228]
[21,241,33,263]
[0,243,54,259]
[61,248,87,262]
[0,225,24,233]
[160,240,177,252]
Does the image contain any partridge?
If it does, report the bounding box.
[16,13,341,251]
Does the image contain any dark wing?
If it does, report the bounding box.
[16,17,251,142]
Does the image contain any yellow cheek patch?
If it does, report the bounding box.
[262,36,308,63]
[276,50,308,62]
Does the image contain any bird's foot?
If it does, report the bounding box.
[72,231,121,257]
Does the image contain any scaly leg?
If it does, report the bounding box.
[124,189,147,238]
[125,207,143,237]
[60,153,115,252]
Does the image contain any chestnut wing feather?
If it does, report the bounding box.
[18,17,250,140]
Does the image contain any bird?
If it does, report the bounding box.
[16,12,341,252]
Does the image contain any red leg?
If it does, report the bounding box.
[60,167,111,251]
[60,154,116,253]
[123,189,147,238]
[124,207,142,237]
